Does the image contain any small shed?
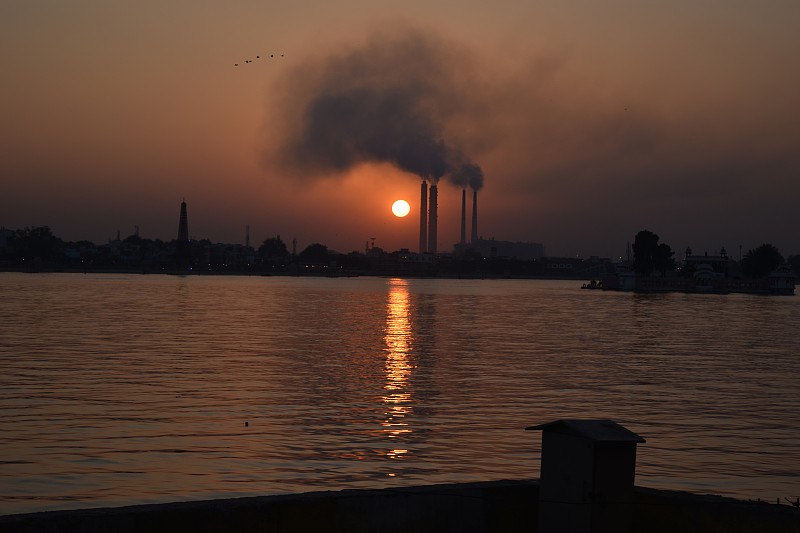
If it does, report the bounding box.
[527,419,645,533]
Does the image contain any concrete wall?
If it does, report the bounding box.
[633,487,800,533]
[1,480,798,533]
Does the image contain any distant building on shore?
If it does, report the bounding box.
[601,245,794,295]
[683,246,732,276]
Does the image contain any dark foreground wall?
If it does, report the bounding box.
[1,480,797,533]
[633,487,799,533]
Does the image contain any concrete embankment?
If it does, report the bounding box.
[1,480,798,533]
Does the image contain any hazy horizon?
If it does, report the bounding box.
[3,1,799,258]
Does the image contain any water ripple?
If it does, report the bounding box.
[1,273,798,515]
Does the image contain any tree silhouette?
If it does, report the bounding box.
[299,243,328,262]
[633,230,674,276]
[9,226,63,261]
[742,244,783,278]
[258,236,288,260]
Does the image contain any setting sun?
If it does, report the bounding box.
[391,199,410,218]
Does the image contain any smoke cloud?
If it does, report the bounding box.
[450,161,484,191]
[264,24,800,255]
[271,28,484,189]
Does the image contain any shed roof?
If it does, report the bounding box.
[526,419,645,443]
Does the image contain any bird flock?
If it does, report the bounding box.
[234,53,284,66]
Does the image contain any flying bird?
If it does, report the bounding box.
[234,52,285,66]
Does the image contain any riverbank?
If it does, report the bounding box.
[0,266,592,281]
[1,480,797,533]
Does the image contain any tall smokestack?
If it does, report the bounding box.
[419,179,428,253]
[471,190,478,244]
[460,189,466,245]
[428,183,438,254]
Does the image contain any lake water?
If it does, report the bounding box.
[1,273,798,515]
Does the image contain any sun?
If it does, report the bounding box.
[391,199,410,217]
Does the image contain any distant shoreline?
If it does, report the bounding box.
[0,266,588,281]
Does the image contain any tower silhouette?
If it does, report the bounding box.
[177,199,189,242]
[419,179,428,253]
[427,183,438,254]
[471,190,478,244]
[460,189,466,245]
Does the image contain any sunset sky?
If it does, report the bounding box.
[2,1,798,258]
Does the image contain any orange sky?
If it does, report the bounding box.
[2,1,799,257]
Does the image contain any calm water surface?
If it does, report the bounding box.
[0,273,798,515]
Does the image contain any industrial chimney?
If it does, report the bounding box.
[470,190,478,244]
[428,183,438,254]
[419,179,428,254]
[460,189,466,245]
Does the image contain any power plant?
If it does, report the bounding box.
[418,184,543,260]
[419,181,479,254]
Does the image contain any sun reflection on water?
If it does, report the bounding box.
[383,279,414,461]
[2,275,800,513]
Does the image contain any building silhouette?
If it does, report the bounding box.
[177,199,189,242]
[419,180,428,254]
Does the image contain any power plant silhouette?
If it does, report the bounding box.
[419,180,479,254]
[171,189,540,262]
[419,179,441,254]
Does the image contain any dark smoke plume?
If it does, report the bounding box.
[450,162,484,191]
[272,28,484,189]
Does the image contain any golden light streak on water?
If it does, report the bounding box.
[383,279,414,458]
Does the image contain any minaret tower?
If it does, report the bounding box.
[419,179,428,253]
[177,199,189,242]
